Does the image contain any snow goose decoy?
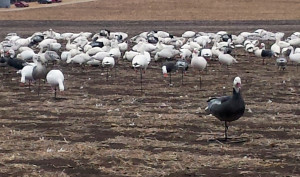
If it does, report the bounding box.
[206,77,245,140]
[175,59,189,85]
[46,69,65,98]
[0,49,7,67]
[218,52,238,68]
[102,55,115,81]
[20,65,35,90]
[162,61,178,86]
[276,57,287,71]
[7,49,27,70]
[191,49,207,89]
[132,51,151,93]
[287,46,300,70]
[254,43,274,65]
[32,55,48,96]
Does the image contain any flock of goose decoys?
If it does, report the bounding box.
[1,28,300,140]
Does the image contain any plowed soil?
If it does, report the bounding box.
[0,0,300,176]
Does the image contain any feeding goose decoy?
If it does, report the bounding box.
[7,49,27,70]
[206,77,245,140]
[162,61,178,86]
[46,69,65,99]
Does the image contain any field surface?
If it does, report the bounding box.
[0,0,300,176]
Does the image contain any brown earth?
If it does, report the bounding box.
[1,0,300,21]
[0,0,300,177]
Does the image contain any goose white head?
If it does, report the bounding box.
[233,77,242,93]
[162,65,168,77]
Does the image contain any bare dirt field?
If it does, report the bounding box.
[0,0,300,176]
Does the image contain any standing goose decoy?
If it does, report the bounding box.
[32,55,48,96]
[20,65,35,90]
[0,49,7,67]
[206,77,245,140]
[132,51,151,93]
[175,59,189,85]
[287,46,300,70]
[191,49,207,89]
[162,61,178,86]
[102,55,115,81]
[254,43,274,65]
[46,70,65,98]
[276,57,287,71]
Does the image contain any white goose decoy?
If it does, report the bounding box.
[179,48,192,60]
[16,50,35,61]
[20,65,35,89]
[37,38,57,49]
[14,37,32,47]
[132,51,151,71]
[200,48,212,60]
[123,51,140,62]
[154,48,180,61]
[271,33,290,56]
[132,41,156,53]
[118,41,128,53]
[288,46,300,68]
[91,51,110,61]
[46,70,64,98]
[131,51,151,93]
[102,56,115,80]
[47,42,62,52]
[32,55,48,95]
[61,51,71,62]
[182,31,196,38]
[191,49,207,88]
[218,52,238,67]
[86,47,104,56]
[18,46,33,53]
[288,37,300,46]
[67,53,91,65]
[102,56,115,68]
[66,38,78,51]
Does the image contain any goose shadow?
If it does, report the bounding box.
[207,136,250,144]
[52,97,68,102]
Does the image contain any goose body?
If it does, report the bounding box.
[191,49,207,71]
[218,53,237,66]
[46,70,65,97]
[102,56,115,68]
[162,61,177,77]
[154,48,179,61]
[92,51,110,61]
[132,51,151,71]
[206,77,245,139]
[288,46,300,63]
[123,51,140,61]
[20,65,34,84]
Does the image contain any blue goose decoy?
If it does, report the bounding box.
[175,59,189,85]
[32,55,48,96]
[206,77,245,140]
[162,61,177,86]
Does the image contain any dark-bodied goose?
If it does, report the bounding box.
[162,61,178,86]
[206,77,245,140]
